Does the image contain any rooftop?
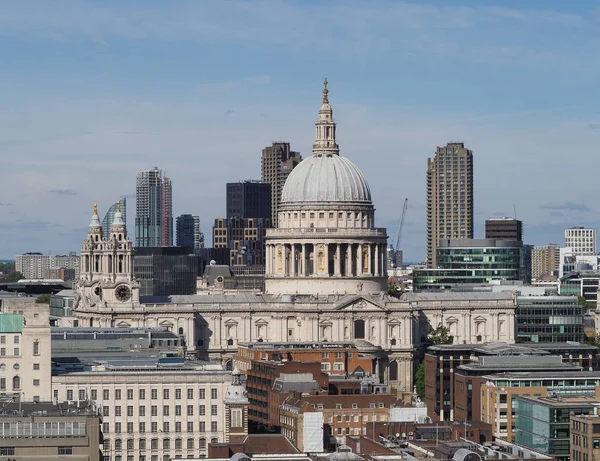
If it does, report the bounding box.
[515,395,600,407]
[402,292,514,302]
[428,341,596,355]
[483,370,600,380]
[0,401,97,418]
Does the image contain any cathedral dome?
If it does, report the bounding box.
[281,153,371,204]
[280,78,372,205]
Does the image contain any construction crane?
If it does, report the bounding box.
[392,198,408,268]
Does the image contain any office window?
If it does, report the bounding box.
[199,389,205,400]
[104,389,110,400]
[187,389,193,399]
[139,406,146,416]
[103,406,109,417]
[0,336,4,344]
[163,422,169,433]
[175,438,182,450]
[163,406,169,416]
[0,378,5,390]
[176,389,182,399]
[32,379,39,387]
[199,405,205,416]
[175,422,182,433]
[151,422,158,433]
[115,423,122,434]
[187,422,194,432]
[187,439,194,449]
[140,422,146,433]
[151,406,158,416]
[199,422,205,433]
[33,340,39,355]
[67,390,73,400]
[115,406,122,417]
[127,406,133,417]
[211,389,217,399]
[127,439,134,450]
[175,405,181,416]
[211,422,217,432]
[139,439,146,450]
[163,389,170,399]
[151,389,157,400]
[127,422,134,433]
[199,438,206,449]
[13,336,19,344]
[187,405,194,416]
[91,389,97,400]
[211,405,217,416]
[139,389,146,400]
[58,447,73,455]
[127,389,134,400]
[163,439,170,449]
[151,439,158,450]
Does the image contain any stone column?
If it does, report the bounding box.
[291,244,297,277]
[367,244,372,275]
[301,244,306,276]
[357,243,363,275]
[265,245,270,274]
[313,243,318,276]
[335,243,341,276]
[283,245,288,276]
[374,244,380,276]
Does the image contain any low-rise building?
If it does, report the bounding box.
[571,413,600,461]
[0,299,52,402]
[515,394,600,461]
[516,295,584,343]
[0,400,101,461]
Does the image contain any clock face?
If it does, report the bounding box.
[115,285,132,302]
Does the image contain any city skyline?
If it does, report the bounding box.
[0,1,599,260]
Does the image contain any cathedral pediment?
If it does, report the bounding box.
[333,295,386,311]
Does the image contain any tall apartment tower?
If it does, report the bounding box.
[261,142,302,226]
[565,227,596,255]
[531,245,560,279]
[162,177,173,247]
[485,218,523,242]
[135,168,172,247]
[426,142,474,268]
[101,198,127,236]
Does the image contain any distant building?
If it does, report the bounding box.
[226,181,271,220]
[426,142,474,268]
[566,227,596,255]
[413,239,531,290]
[532,245,561,279]
[560,271,600,304]
[134,247,206,296]
[15,252,79,280]
[176,214,203,249]
[135,167,173,247]
[261,142,302,226]
[485,218,522,241]
[101,198,127,237]
[0,401,101,461]
[0,300,52,402]
[516,295,584,343]
[213,217,271,266]
[559,248,599,278]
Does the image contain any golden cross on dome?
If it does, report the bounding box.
[322,78,329,103]
[116,200,121,213]
[93,203,98,215]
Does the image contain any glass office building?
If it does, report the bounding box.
[414,239,531,291]
[515,395,599,461]
[516,296,584,343]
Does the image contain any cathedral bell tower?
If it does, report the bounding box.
[74,202,140,317]
[224,368,249,442]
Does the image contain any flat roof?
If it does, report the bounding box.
[483,371,600,380]
[515,395,600,407]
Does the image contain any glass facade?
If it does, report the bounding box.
[515,397,595,461]
[516,296,584,343]
[101,198,127,237]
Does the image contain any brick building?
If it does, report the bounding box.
[571,413,600,461]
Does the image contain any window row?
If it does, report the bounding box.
[104,421,219,434]
[106,436,219,451]
[64,388,219,401]
[102,405,217,418]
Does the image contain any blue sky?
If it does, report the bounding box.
[0,0,599,261]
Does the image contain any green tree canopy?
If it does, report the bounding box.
[415,361,425,399]
[428,324,454,345]
[35,293,51,304]
[3,271,23,283]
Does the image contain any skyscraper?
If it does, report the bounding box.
[135,167,172,247]
[101,198,127,237]
[162,177,173,247]
[261,142,302,226]
[565,227,596,255]
[226,181,271,220]
[531,245,560,279]
[176,214,203,249]
[426,142,474,268]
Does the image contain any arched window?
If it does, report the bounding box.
[354,320,365,339]
[178,327,184,335]
[199,438,206,449]
[227,339,234,346]
[12,375,20,390]
[389,361,399,381]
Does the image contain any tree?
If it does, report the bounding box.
[3,271,23,283]
[428,324,454,345]
[35,293,51,304]
[415,361,425,399]
[578,296,596,310]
